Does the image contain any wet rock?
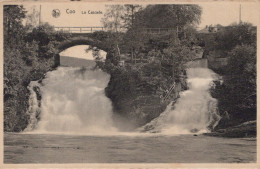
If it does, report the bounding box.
[106,64,186,128]
[190,128,199,133]
[204,120,256,138]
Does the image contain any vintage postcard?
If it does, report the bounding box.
[0,0,259,168]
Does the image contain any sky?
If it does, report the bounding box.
[24,2,259,30]
[199,3,259,28]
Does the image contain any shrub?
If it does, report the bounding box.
[212,44,256,128]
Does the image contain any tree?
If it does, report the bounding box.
[121,5,143,63]
[4,5,27,47]
[25,5,40,30]
[120,4,202,63]
[101,5,125,60]
[134,5,202,30]
[122,5,142,30]
[88,31,123,67]
[215,23,256,52]
[24,23,71,58]
[101,5,125,32]
[211,44,256,128]
[133,4,201,41]
[4,6,69,131]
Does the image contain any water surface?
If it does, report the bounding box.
[4,133,256,163]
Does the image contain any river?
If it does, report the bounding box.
[4,133,256,163]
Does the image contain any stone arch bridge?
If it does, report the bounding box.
[53,26,182,66]
[55,36,111,67]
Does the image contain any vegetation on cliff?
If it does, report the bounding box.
[99,5,201,126]
[105,55,188,128]
[207,24,256,131]
[211,44,256,129]
[4,5,70,132]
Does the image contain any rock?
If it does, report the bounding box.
[204,120,256,138]
[105,63,186,128]
[190,128,199,133]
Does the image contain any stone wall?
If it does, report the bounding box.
[208,57,229,70]
[206,50,228,70]
[185,58,208,68]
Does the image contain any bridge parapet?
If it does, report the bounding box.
[54,27,178,34]
[139,28,176,34]
[54,27,104,33]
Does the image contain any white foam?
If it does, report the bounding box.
[25,67,117,134]
[141,68,220,134]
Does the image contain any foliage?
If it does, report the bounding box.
[101,4,201,66]
[134,5,202,29]
[89,31,124,66]
[4,44,54,132]
[214,23,256,52]
[4,5,69,132]
[4,5,27,47]
[101,5,125,32]
[122,5,143,30]
[211,45,256,128]
[146,44,193,80]
[85,46,105,70]
[119,4,201,62]
[105,61,176,126]
[206,23,257,129]
[25,23,71,58]
[102,4,143,32]
[179,25,198,46]
[89,31,122,50]
[101,5,128,59]
[25,5,40,29]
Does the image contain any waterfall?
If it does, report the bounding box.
[140,67,221,134]
[25,67,117,134]
[25,61,220,135]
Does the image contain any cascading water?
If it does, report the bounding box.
[25,59,220,135]
[25,67,117,134]
[141,67,221,134]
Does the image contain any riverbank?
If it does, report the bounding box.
[4,54,55,132]
[204,120,256,138]
[4,19,71,132]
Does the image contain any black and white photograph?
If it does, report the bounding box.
[2,0,258,167]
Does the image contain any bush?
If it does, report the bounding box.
[4,13,64,131]
[215,23,256,52]
[211,45,256,128]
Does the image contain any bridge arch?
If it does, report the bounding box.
[57,36,110,53]
[55,36,111,66]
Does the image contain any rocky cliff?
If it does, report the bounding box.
[105,62,186,130]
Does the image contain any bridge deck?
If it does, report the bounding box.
[54,27,104,33]
[54,27,177,34]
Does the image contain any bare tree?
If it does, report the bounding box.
[25,5,40,29]
[101,5,125,56]
[101,5,125,33]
